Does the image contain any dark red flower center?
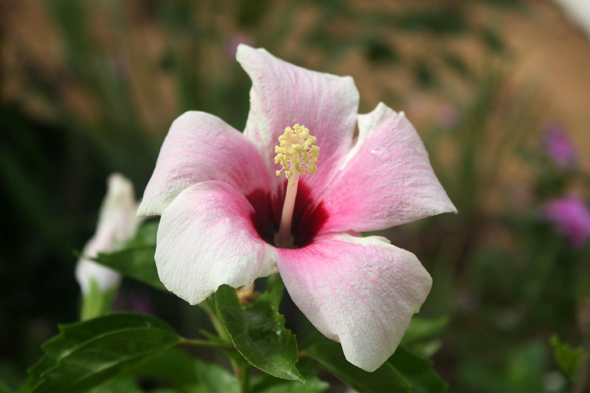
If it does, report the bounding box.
[246,182,328,248]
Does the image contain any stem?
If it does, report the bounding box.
[204,297,229,340]
[179,338,236,351]
[202,297,242,380]
[240,364,251,393]
[276,172,299,247]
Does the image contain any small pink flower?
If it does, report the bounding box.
[543,124,577,169]
[139,45,456,371]
[76,173,141,294]
[543,195,590,248]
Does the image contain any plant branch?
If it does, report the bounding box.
[179,338,236,351]
[240,363,251,393]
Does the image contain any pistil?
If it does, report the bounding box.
[273,125,319,248]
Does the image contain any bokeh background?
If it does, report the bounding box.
[1,0,590,392]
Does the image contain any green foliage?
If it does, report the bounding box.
[80,280,118,321]
[88,376,143,393]
[304,336,447,393]
[402,317,448,346]
[304,337,410,393]
[131,349,198,385]
[22,313,181,393]
[550,335,588,381]
[389,346,448,393]
[193,360,239,393]
[0,380,12,393]
[251,375,329,393]
[94,222,165,291]
[215,285,304,384]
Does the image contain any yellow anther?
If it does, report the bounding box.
[274,124,320,181]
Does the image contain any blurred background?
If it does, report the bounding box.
[1,0,590,392]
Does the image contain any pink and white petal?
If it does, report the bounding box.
[321,103,456,233]
[236,45,359,198]
[156,181,277,305]
[138,111,271,217]
[277,233,432,372]
[76,223,122,295]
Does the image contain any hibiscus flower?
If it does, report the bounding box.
[138,45,456,372]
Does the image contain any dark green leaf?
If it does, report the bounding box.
[389,346,448,393]
[24,313,181,393]
[215,285,304,383]
[88,376,143,393]
[304,337,411,393]
[194,360,239,393]
[94,222,165,291]
[0,380,12,393]
[251,375,329,393]
[550,334,587,381]
[131,349,197,385]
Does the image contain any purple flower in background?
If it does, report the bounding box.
[543,124,576,169]
[113,292,153,315]
[436,103,460,128]
[543,195,590,248]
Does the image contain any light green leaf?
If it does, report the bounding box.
[23,313,181,393]
[215,285,304,384]
[265,274,285,293]
[80,280,118,321]
[251,375,329,393]
[550,334,587,381]
[94,222,165,290]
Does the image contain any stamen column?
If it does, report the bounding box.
[273,125,319,248]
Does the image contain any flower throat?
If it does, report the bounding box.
[274,124,319,248]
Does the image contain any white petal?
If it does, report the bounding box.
[76,173,140,294]
[156,181,278,305]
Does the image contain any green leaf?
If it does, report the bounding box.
[304,337,411,393]
[401,317,448,347]
[80,280,118,321]
[215,285,304,384]
[0,380,12,393]
[88,376,143,393]
[389,346,448,393]
[94,222,165,291]
[265,274,285,293]
[550,334,587,381]
[305,334,449,393]
[130,348,198,385]
[251,375,329,393]
[194,360,239,393]
[24,313,181,393]
[401,316,448,358]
